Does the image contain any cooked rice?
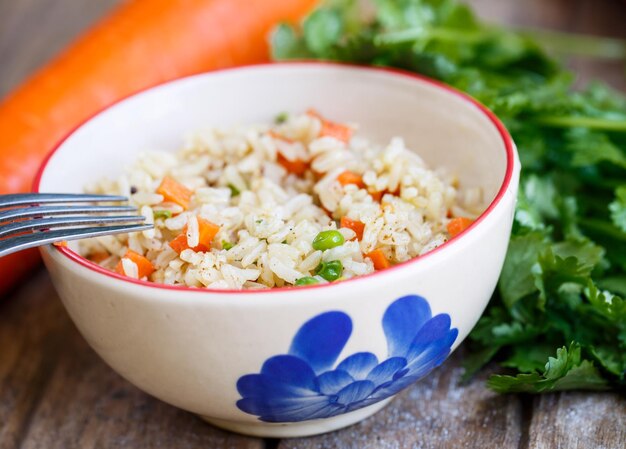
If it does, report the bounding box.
[80,111,483,289]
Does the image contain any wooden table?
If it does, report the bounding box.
[1,1,625,448]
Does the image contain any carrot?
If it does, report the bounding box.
[366,249,391,271]
[277,153,309,176]
[0,0,317,296]
[369,191,384,202]
[90,252,111,264]
[269,131,310,175]
[52,241,68,248]
[340,216,365,241]
[115,250,155,279]
[337,171,365,189]
[169,217,221,254]
[447,217,474,238]
[157,177,193,210]
[307,109,353,143]
[268,130,294,143]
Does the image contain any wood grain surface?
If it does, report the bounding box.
[1,1,625,448]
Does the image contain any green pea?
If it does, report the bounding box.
[312,230,345,251]
[222,240,234,250]
[153,210,172,220]
[295,276,319,286]
[275,112,289,124]
[314,260,343,281]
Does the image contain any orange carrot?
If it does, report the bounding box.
[0,0,317,296]
[277,153,309,176]
[447,217,474,238]
[115,250,155,279]
[52,240,68,248]
[366,249,391,270]
[157,177,193,210]
[307,109,352,143]
[268,130,294,143]
[337,171,365,189]
[369,191,384,202]
[90,252,111,264]
[340,216,365,241]
[169,217,221,254]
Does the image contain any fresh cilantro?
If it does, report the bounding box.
[609,186,626,232]
[488,343,609,393]
[228,184,241,197]
[272,0,626,393]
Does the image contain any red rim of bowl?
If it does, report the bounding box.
[34,61,516,295]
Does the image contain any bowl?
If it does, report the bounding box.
[36,62,520,438]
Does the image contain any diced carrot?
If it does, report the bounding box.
[268,130,294,143]
[337,170,365,189]
[52,240,68,247]
[270,131,309,175]
[115,249,155,279]
[307,109,352,143]
[369,190,384,202]
[447,217,474,238]
[340,216,365,241]
[90,251,111,264]
[168,233,192,254]
[366,249,391,271]
[169,217,221,254]
[156,176,192,210]
[277,152,309,176]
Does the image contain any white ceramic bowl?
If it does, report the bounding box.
[36,63,520,438]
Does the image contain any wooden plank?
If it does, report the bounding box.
[527,393,626,449]
[278,351,525,449]
[0,272,263,449]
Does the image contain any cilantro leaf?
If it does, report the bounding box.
[609,186,626,232]
[487,343,609,393]
[272,0,626,393]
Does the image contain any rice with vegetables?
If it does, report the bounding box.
[80,110,482,289]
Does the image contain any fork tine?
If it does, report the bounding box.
[0,215,146,238]
[0,193,127,209]
[0,205,137,223]
[0,224,154,257]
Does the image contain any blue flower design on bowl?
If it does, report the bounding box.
[236,295,458,422]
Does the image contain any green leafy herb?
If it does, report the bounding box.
[488,343,609,393]
[273,0,626,392]
[228,183,241,197]
[609,186,626,232]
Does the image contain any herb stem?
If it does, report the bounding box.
[374,26,488,46]
[533,116,626,132]
[579,218,626,242]
[517,27,626,60]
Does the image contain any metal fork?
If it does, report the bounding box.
[0,193,154,257]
